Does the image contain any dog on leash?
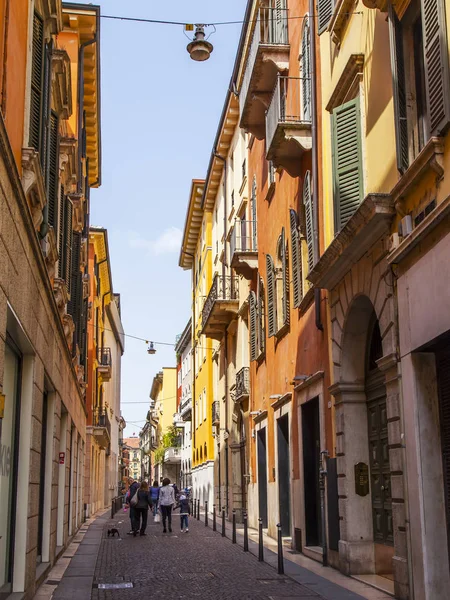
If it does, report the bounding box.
[107,528,120,538]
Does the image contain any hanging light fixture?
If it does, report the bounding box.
[147,341,156,355]
[186,24,214,62]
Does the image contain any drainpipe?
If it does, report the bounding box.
[309,1,323,332]
[214,151,230,514]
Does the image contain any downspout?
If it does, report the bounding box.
[214,151,230,514]
[309,2,323,332]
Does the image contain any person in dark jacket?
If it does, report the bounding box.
[176,494,190,532]
[126,479,140,534]
[132,481,153,536]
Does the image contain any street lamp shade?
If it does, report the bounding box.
[187,25,213,62]
[147,342,156,355]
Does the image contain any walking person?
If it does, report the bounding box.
[159,477,176,533]
[176,493,190,533]
[126,478,140,535]
[149,480,160,516]
[132,481,153,536]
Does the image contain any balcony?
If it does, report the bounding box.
[240,6,290,139]
[235,367,250,403]
[164,447,181,464]
[180,396,192,421]
[266,76,312,177]
[97,347,112,381]
[212,401,220,426]
[230,221,258,279]
[201,275,239,340]
[173,412,184,426]
[92,408,111,449]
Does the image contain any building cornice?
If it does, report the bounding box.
[179,179,205,269]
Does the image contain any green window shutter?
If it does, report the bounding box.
[280,228,289,326]
[68,232,82,355]
[420,0,450,134]
[303,171,314,271]
[58,186,65,278]
[40,43,52,178]
[289,209,303,307]
[266,254,276,337]
[258,278,265,355]
[388,4,409,173]
[249,291,257,362]
[317,0,334,35]
[332,97,363,231]
[301,17,311,122]
[47,112,59,230]
[29,11,44,151]
[64,197,73,294]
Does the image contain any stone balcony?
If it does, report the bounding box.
[230,220,258,279]
[201,275,239,340]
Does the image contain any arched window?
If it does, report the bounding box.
[276,227,289,330]
[300,15,311,122]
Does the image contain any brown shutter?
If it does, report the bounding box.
[388,4,409,173]
[258,277,265,355]
[281,228,289,326]
[249,291,257,362]
[58,186,65,278]
[266,254,276,337]
[421,0,450,134]
[289,209,302,308]
[47,112,59,230]
[303,171,314,272]
[64,198,73,294]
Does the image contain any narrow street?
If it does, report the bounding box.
[36,510,391,600]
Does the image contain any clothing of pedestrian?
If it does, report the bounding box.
[150,481,160,516]
[159,477,176,533]
[132,481,153,536]
[176,494,190,532]
[127,480,140,534]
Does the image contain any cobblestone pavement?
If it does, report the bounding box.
[90,510,359,600]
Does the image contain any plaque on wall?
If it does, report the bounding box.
[354,462,369,496]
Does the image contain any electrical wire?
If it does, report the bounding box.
[99,12,363,27]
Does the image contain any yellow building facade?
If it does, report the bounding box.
[179,181,216,507]
[150,367,178,483]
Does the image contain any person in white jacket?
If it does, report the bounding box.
[158,477,176,533]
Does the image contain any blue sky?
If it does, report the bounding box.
[73,1,245,435]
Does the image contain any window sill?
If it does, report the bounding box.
[298,286,315,314]
[239,175,248,196]
[275,322,289,342]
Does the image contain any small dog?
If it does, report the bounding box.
[107,528,120,538]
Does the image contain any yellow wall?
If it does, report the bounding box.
[160,367,177,434]
[192,210,215,467]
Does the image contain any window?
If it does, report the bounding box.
[388,0,449,173]
[203,388,207,422]
[268,161,275,187]
[300,16,312,122]
[251,177,257,249]
[266,254,277,337]
[331,97,363,231]
[303,171,314,272]
[289,209,303,307]
[250,277,266,361]
[242,159,247,181]
[231,190,235,207]
[276,228,289,330]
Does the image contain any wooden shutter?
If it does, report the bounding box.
[47,112,59,230]
[303,171,314,272]
[29,12,44,151]
[58,186,65,278]
[317,0,334,35]
[388,4,409,173]
[68,232,82,354]
[64,197,73,294]
[266,254,276,337]
[332,98,363,231]
[251,177,257,250]
[280,228,289,326]
[301,17,311,122]
[249,291,257,361]
[421,0,450,134]
[258,277,265,354]
[40,43,52,177]
[289,209,303,307]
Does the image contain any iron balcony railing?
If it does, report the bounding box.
[266,76,312,151]
[230,220,257,258]
[235,367,250,401]
[97,347,112,367]
[240,6,289,119]
[93,407,111,439]
[202,274,239,330]
[212,400,220,425]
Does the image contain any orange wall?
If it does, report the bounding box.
[2,0,29,173]
[248,0,331,484]
[86,242,96,424]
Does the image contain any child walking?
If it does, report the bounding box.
[178,493,190,533]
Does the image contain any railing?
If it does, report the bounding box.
[266,76,311,150]
[180,396,192,418]
[93,408,111,439]
[240,6,289,118]
[164,447,181,462]
[97,347,112,367]
[236,367,250,401]
[231,220,257,258]
[202,275,239,329]
[212,400,220,425]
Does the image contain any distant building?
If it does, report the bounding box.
[123,437,141,481]
[174,320,193,489]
